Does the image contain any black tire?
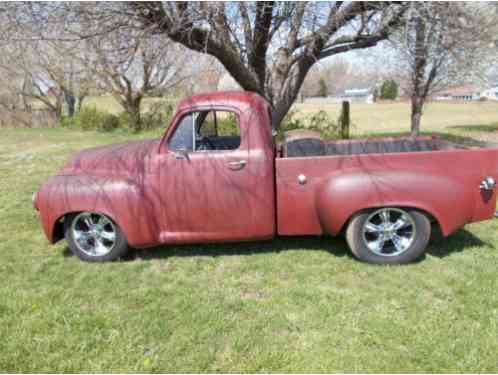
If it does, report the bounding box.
[346,207,431,265]
[64,212,129,262]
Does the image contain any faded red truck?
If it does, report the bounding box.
[33,91,498,264]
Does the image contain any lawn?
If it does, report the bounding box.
[2,123,498,371]
[294,101,498,138]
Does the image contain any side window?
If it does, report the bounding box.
[168,113,194,151]
[169,110,241,152]
[216,112,240,138]
[199,111,217,137]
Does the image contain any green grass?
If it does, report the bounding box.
[2,127,498,372]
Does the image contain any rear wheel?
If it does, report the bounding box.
[64,212,129,262]
[346,207,430,264]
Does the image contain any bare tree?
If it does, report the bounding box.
[84,29,189,131]
[81,2,407,129]
[0,3,96,122]
[391,2,495,136]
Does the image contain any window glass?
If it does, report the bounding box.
[216,112,240,137]
[168,114,194,151]
[169,110,241,152]
[199,111,217,137]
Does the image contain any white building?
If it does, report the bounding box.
[482,86,498,101]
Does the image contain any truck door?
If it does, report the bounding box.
[157,107,275,243]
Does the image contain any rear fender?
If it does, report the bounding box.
[315,171,474,236]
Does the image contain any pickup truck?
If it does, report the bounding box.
[33,91,498,264]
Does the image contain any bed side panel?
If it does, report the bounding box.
[276,148,498,236]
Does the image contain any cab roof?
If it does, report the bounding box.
[177,91,269,112]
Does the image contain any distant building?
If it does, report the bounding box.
[482,86,498,101]
[432,85,481,101]
[303,86,376,105]
[343,88,375,103]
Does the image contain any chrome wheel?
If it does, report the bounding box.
[71,212,116,257]
[361,208,416,257]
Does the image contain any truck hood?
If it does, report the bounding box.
[60,138,159,176]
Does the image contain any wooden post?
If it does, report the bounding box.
[340,101,350,139]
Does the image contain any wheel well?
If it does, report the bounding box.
[52,211,124,244]
[52,212,79,243]
[339,206,442,236]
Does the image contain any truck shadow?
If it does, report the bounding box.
[128,235,353,261]
[132,228,491,261]
[426,228,491,258]
[62,228,490,262]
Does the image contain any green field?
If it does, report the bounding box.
[1,123,498,372]
[295,101,498,138]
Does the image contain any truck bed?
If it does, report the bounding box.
[281,134,467,158]
[275,134,498,238]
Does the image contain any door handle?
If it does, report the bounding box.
[227,160,247,170]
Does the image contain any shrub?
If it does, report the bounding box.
[276,109,341,141]
[61,106,119,132]
[276,109,305,141]
[307,110,340,139]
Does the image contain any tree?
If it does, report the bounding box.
[84,2,407,129]
[84,29,190,131]
[318,78,328,97]
[391,2,494,136]
[0,3,95,121]
[379,79,398,100]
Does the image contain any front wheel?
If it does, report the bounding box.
[346,207,431,265]
[64,212,129,262]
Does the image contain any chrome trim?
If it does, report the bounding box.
[71,212,116,257]
[362,208,416,257]
[480,176,496,190]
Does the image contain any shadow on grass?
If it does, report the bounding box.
[447,123,498,133]
[427,228,492,258]
[130,235,352,261]
[63,228,491,263]
[63,235,353,260]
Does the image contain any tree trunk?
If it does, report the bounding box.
[129,108,141,132]
[410,16,427,138]
[64,90,76,117]
[77,95,86,113]
[410,96,424,137]
[55,96,63,123]
[124,97,142,132]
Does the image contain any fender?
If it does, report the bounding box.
[37,174,160,247]
[315,170,475,236]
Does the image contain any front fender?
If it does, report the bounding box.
[315,170,475,236]
[37,174,159,247]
